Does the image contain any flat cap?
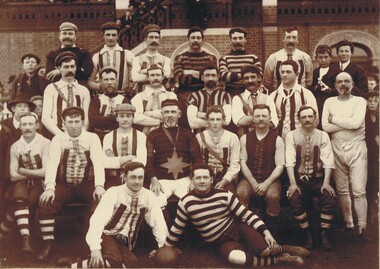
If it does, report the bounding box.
[229,27,247,37]
[241,65,263,77]
[30,95,43,103]
[336,39,354,53]
[99,66,118,78]
[9,95,36,111]
[62,106,84,120]
[114,103,136,114]
[101,21,121,31]
[142,24,160,37]
[161,99,180,108]
[147,63,163,73]
[55,51,78,67]
[59,22,78,32]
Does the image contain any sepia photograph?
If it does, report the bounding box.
[0,0,378,268]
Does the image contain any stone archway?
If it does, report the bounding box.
[314,30,380,68]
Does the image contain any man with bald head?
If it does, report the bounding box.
[322,71,368,236]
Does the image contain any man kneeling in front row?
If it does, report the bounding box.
[163,162,310,267]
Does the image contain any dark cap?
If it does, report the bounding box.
[147,63,163,73]
[55,51,78,67]
[161,99,180,108]
[101,21,121,32]
[30,95,43,103]
[99,66,118,78]
[241,65,263,77]
[336,39,354,53]
[142,24,161,37]
[55,51,77,67]
[9,95,36,111]
[59,22,78,32]
[61,106,84,120]
[229,27,247,37]
[114,103,136,114]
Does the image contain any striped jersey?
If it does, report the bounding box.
[166,188,268,246]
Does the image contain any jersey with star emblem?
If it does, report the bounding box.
[146,126,202,182]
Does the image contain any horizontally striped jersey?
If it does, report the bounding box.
[166,188,268,246]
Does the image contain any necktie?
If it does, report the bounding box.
[27,77,32,87]
[287,53,293,61]
[71,139,81,182]
[151,92,160,111]
[250,93,258,108]
[67,83,74,107]
[340,63,344,71]
[109,98,115,115]
[121,137,128,156]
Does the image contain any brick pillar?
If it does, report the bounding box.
[262,0,278,60]
[225,0,233,27]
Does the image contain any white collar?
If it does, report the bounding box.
[13,117,20,129]
[100,44,124,54]
[55,79,81,90]
[144,85,166,97]
[277,83,302,97]
[340,60,350,70]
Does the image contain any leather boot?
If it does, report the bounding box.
[21,235,34,254]
[321,230,332,250]
[305,230,313,250]
[38,240,53,261]
[276,253,304,267]
[283,245,311,258]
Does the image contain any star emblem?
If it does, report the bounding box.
[160,150,190,179]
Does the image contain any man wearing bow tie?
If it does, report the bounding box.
[232,65,278,137]
[269,60,318,140]
[89,67,129,142]
[42,51,91,137]
[36,106,105,261]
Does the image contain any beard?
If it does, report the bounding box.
[205,80,217,89]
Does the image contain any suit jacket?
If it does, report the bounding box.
[1,117,22,144]
[333,61,368,98]
[0,124,12,203]
[11,73,47,99]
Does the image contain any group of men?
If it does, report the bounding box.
[0,19,378,268]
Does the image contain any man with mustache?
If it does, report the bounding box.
[42,51,91,137]
[232,65,278,137]
[219,27,261,97]
[333,40,368,99]
[322,72,368,237]
[187,65,231,134]
[64,162,167,268]
[146,99,202,212]
[286,105,336,250]
[45,22,93,85]
[269,60,318,140]
[236,104,284,235]
[36,106,105,261]
[195,105,239,193]
[263,27,313,93]
[131,24,171,94]
[1,95,36,143]
[173,26,217,128]
[11,53,47,100]
[88,22,135,95]
[0,112,50,254]
[102,103,147,189]
[131,64,177,136]
[89,67,130,142]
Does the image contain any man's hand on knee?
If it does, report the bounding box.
[90,249,105,268]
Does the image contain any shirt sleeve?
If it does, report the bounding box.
[274,136,285,166]
[90,133,106,187]
[223,133,240,182]
[145,191,168,248]
[320,132,336,169]
[41,85,62,136]
[285,131,297,168]
[232,95,246,126]
[102,132,121,169]
[44,135,62,190]
[240,135,248,161]
[131,56,147,83]
[332,98,366,129]
[135,132,147,166]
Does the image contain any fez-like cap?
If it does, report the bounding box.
[161,99,180,108]
[99,66,118,78]
[147,63,163,73]
[19,111,39,121]
[241,65,263,78]
[101,21,121,32]
[114,103,136,114]
[30,95,43,103]
[336,39,354,53]
[59,22,78,32]
[9,95,36,111]
[62,106,84,120]
[229,27,247,37]
[55,51,78,67]
[142,24,161,37]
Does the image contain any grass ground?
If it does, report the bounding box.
[0,208,378,268]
